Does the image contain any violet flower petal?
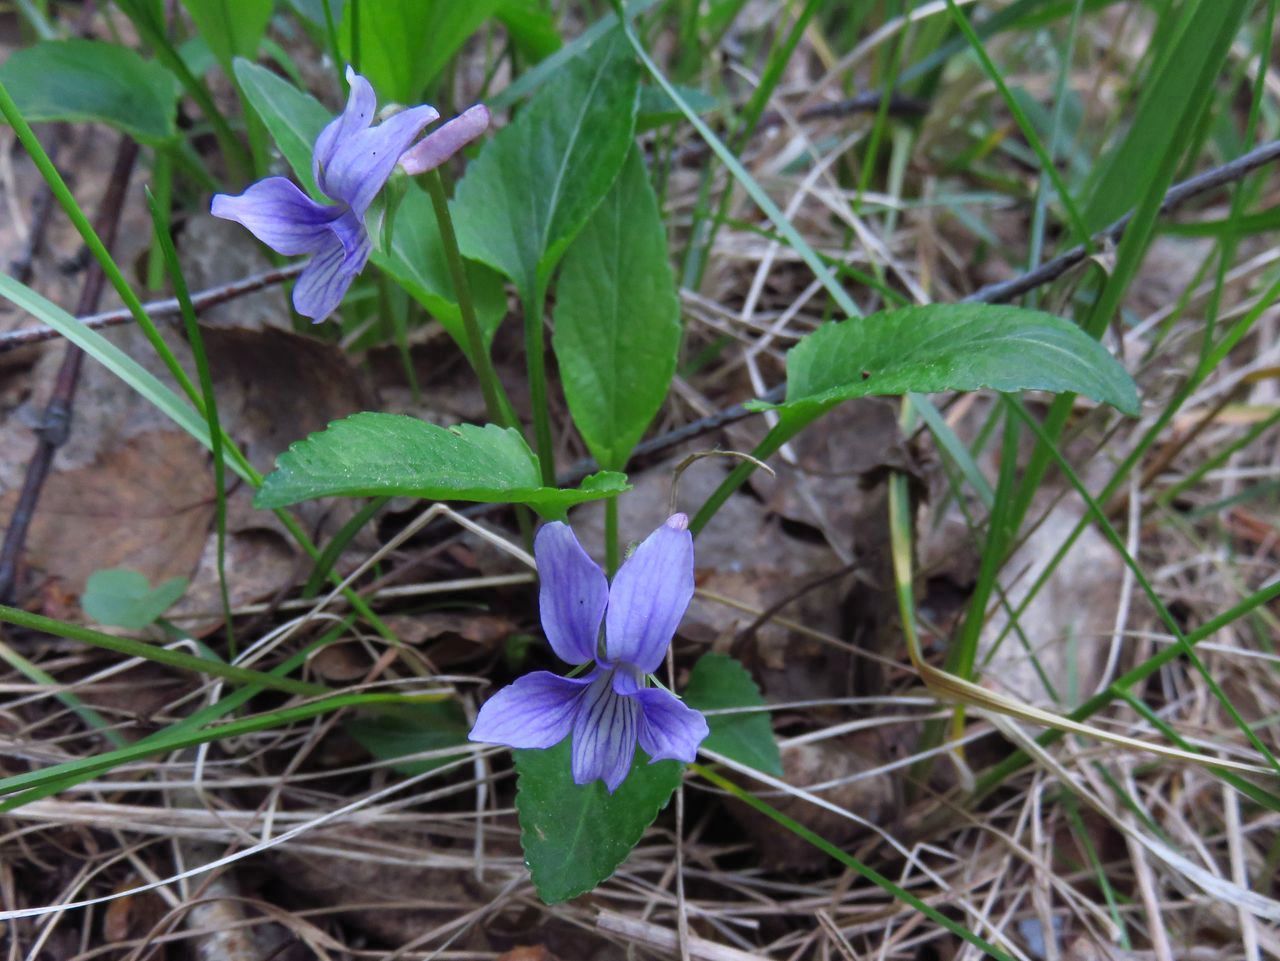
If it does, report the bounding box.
[210,177,340,256]
[468,670,592,749]
[398,104,490,175]
[313,67,377,194]
[534,522,608,665]
[604,513,695,673]
[633,686,709,764]
[321,103,440,218]
[571,669,639,792]
[290,224,371,322]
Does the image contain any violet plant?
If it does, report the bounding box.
[0,9,1144,913]
[232,30,1139,903]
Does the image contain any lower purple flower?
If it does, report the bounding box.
[469,514,709,793]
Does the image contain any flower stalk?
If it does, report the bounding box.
[420,167,515,429]
[523,286,557,486]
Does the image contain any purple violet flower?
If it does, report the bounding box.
[469,513,710,793]
[210,67,440,322]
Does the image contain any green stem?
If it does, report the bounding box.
[146,188,236,658]
[605,496,620,576]
[689,419,799,535]
[349,0,362,74]
[420,170,516,428]
[321,0,346,90]
[522,286,557,486]
[144,148,173,291]
[0,637,127,748]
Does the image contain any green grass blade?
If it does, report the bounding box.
[0,692,439,804]
[0,605,327,698]
[0,638,128,748]
[694,764,1017,961]
[943,0,1089,242]
[616,7,860,321]
[3,618,356,810]
[146,187,236,653]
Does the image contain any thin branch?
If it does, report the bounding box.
[0,264,303,355]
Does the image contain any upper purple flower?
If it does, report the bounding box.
[211,67,440,322]
[469,514,710,793]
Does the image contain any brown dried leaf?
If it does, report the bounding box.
[0,430,214,597]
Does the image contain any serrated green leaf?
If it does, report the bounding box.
[515,739,681,903]
[182,0,273,74]
[759,304,1139,426]
[371,183,508,361]
[233,57,330,198]
[345,701,470,775]
[684,653,781,776]
[0,40,181,144]
[453,29,639,302]
[340,0,503,104]
[553,149,679,470]
[254,412,628,514]
[81,569,188,630]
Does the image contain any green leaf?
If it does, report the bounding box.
[496,0,562,61]
[341,0,503,104]
[233,57,331,198]
[0,39,181,144]
[552,149,679,470]
[758,304,1140,426]
[284,0,339,27]
[371,183,508,360]
[345,701,471,775]
[182,0,273,74]
[684,653,782,776]
[453,30,640,302]
[514,739,682,903]
[254,412,629,514]
[81,569,188,631]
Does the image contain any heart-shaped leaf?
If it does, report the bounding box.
[345,701,471,775]
[684,653,781,776]
[255,413,628,516]
[81,568,188,630]
[514,739,682,903]
[340,0,504,104]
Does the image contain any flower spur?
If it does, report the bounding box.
[469,514,710,793]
